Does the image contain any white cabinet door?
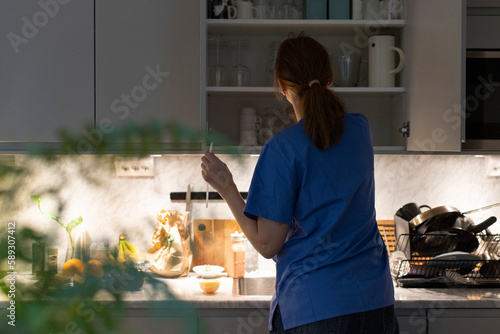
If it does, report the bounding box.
[404,0,465,152]
[95,0,203,146]
[0,0,94,143]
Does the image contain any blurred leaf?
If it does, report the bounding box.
[67,217,83,233]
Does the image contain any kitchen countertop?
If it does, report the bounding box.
[2,273,500,310]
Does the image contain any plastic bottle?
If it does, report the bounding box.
[226,231,245,278]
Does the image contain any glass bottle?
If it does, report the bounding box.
[226,231,245,278]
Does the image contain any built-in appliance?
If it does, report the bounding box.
[462,3,500,150]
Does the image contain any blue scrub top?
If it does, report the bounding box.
[244,113,394,331]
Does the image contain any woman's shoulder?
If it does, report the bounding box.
[346,112,369,124]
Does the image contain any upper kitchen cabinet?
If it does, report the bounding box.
[95,1,204,149]
[0,0,94,145]
[205,20,407,152]
[404,0,465,152]
[206,0,466,153]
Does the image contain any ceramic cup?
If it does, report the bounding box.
[255,5,269,19]
[254,0,269,18]
[236,1,258,19]
[368,35,405,87]
[209,0,237,19]
[269,5,284,19]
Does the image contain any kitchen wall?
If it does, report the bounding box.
[2,153,500,270]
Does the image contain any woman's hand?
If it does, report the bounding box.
[201,152,235,198]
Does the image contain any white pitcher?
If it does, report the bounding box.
[368,35,405,87]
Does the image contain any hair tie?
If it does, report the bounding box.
[308,79,320,87]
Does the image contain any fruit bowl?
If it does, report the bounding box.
[199,279,220,294]
[193,265,224,279]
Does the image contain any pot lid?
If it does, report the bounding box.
[409,205,460,229]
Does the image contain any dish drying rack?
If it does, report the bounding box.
[390,233,500,287]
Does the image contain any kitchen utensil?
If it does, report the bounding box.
[388,0,405,20]
[411,231,459,257]
[193,265,225,278]
[446,216,497,253]
[230,40,251,87]
[412,215,496,254]
[331,51,360,87]
[389,250,410,277]
[396,202,427,222]
[462,202,500,215]
[209,0,237,19]
[236,1,258,19]
[32,241,45,276]
[206,143,213,208]
[409,205,460,231]
[208,37,228,87]
[368,35,405,87]
[199,279,221,294]
[427,251,482,275]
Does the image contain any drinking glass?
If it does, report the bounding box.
[230,39,251,87]
[208,37,228,86]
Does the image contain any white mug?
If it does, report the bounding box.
[227,5,237,19]
[240,115,262,131]
[240,130,259,146]
[368,35,405,87]
[236,1,258,19]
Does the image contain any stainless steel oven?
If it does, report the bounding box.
[463,50,500,150]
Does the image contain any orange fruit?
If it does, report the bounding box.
[62,258,85,276]
[199,279,220,294]
[85,260,104,278]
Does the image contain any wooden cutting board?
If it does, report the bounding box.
[192,219,395,268]
[193,219,241,269]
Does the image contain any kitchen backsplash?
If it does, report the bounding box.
[2,153,500,270]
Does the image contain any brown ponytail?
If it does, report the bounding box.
[275,33,345,151]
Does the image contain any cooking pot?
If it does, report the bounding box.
[404,203,497,256]
[409,204,497,236]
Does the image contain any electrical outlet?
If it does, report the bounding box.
[115,157,155,177]
[485,156,500,177]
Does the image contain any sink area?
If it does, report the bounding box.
[238,276,276,295]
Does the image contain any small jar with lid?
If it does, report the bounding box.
[226,231,245,278]
[47,247,58,274]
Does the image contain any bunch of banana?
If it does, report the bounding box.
[117,235,143,263]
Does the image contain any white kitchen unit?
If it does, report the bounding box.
[95,0,205,149]
[0,0,94,144]
[205,0,466,153]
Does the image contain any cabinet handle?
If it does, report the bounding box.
[399,122,410,138]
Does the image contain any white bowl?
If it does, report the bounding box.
[193,265,225,279]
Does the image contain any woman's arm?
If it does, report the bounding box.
[201,152,289,259]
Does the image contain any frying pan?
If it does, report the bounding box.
[411,216,497,255]
[445,216,497,253]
